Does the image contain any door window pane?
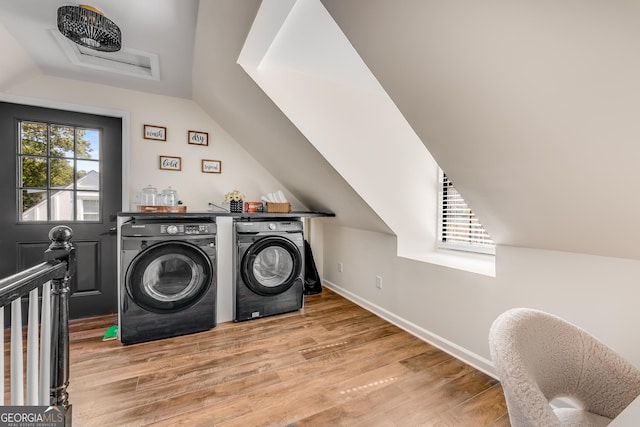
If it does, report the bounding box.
[20,157,47,187]
[17,121,102,222]
[50,125,75,158]
[78,128,100,159]
[20,122,47,156]
[20,190,46,221]
[77,160,99,190]
[78,194,100,221]
[50,190,74,221]
[50,158,74,188]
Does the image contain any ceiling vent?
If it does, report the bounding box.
[50,29,160,80]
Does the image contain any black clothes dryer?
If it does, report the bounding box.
[233,219,304,321]
[119,218,217,344]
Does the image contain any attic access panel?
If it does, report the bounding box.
[50,29,160,80]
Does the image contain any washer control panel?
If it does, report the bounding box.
[121,219,216,237]
[161,224,211,235]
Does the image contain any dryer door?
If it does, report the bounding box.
[125,240,213,313]
[241,235,303,296]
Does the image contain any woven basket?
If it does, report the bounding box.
[266,202,291,213]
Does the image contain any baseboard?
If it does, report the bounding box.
[322,280,497,379]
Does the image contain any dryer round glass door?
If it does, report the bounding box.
[241,236,302,296]
[126,240,213,313]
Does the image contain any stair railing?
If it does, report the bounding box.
[0,225,74,426]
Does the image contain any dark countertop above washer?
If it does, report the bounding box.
[117,211,335,220]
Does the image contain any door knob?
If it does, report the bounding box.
[100,227,117,236]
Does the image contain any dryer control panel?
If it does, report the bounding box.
[235,219,303,234]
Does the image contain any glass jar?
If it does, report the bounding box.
[141,185,157,206]
[160,186,178,206]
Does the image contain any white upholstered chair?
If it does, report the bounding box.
[489,308,640,427]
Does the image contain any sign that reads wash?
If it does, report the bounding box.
[0,406,64,427]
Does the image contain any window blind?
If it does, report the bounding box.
[439,172,495,254]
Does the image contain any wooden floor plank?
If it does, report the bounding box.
[435,383,510,426]
[61,288,509,426]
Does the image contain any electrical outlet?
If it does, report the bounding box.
[338,262,344,273]
[375,275,383,289]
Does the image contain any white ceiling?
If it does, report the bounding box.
[0,0,198,98]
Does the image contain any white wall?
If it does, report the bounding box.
[2,74,303,212]
[323,225,640,375]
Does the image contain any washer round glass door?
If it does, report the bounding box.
[126,240,213,313]
[241,236,302,296]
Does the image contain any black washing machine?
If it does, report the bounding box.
[119,217,217,344]
[233,218,304,321]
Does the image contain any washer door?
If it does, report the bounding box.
[126,240,213,313]
[241,235,302,296]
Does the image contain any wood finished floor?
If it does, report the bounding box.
[68,289,510,426]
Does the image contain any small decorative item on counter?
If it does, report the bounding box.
[266,202,291,213]
[244,201,264,213]
[160,186,178,206]
[138,185,186,212]
[229,200,242,213]
[262,190,291,213]
[224,190,246,213]
[141,185,158,206]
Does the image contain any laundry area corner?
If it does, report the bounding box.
[116,210,333,345]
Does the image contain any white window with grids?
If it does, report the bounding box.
[438,170,495,255]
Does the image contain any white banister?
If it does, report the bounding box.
[27,288,39,405]
[10,299,24,405]
[39,282,51,405]
[3,284,54,407]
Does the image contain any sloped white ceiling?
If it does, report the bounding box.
[237,0,442,257]
[322,0,640,260]
[0,24,41,90]
[0,0,197,98]
[192,0,391,233]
